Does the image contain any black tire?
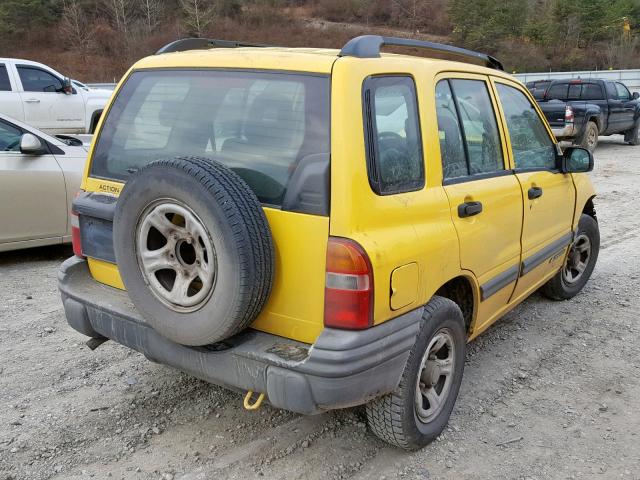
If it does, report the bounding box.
[624,118,640,145]
[365,296,466,450]
[113,156,274,346]
[90,110,102,134]
[578,121,599,152]
[541,214,599,300]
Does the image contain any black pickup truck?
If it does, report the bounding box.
[529,78,640,151]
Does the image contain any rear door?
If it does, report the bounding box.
[435,74,523,332]
[492,78,575,301]
[16,64,85,132]
[0,63,24,121]
[0,117,67,245]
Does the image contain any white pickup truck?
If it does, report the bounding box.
[0,58,112,134]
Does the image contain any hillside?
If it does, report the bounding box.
[1,0,639,82]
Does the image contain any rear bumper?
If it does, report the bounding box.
[58,257,421,414]
[551,123,577,139]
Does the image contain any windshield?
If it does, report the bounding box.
[90,69,330,208]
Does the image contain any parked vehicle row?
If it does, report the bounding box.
[0,58,111,134]
[0,113,88,252]
[59,36,599,450]
[526,78,640,151]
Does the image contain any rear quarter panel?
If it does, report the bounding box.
[329,57,464,326]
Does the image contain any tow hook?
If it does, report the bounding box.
[86,337,108,351]
[243,390,265,410]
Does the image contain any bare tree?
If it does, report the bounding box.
[104,0,134,34]
[60,0,92,51]
[140,0,163,33]
[391,0,426,32]
[180,0,216,38]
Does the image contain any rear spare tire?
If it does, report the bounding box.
[113,156,274,346]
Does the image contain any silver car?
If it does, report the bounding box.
[0,113,88,252]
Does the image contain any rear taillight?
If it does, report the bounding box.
[565,105,575,123]
[323,237,373,330]
[71,191,84,257]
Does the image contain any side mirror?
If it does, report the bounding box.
[633,91,639,100]
[561,146,593,173]
[62,77,73,95]
[20,133,44,154]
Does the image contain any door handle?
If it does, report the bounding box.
[528,186,543,199]
[458,201,483,218]
[24,99,40,103]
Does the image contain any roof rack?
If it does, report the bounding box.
[339,35,504,71]
[155,38,268,55]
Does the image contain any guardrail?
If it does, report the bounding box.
[87,83,117,90]
[88,69,640,94]
[514,69,640,94]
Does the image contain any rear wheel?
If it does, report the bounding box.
[578,121,599,152]
[541,214,600,300]
[366,297,466,450]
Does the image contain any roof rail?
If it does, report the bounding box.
[339,35,504,71]
[156,38,268,55]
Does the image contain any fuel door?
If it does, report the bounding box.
[390,263,418,311]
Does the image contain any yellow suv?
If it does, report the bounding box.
[59,35,599,450]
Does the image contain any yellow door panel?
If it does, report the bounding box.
[390,263,419,310]
[490,78,577,300]
[517,171,575,258]
[250,209,329,344]
[443,176,523,285]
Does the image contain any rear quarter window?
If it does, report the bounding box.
[90,69,330,212]
[362,75,424,195]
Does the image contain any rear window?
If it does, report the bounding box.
[91,69,330,210]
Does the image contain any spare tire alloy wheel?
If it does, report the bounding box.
[136,200,216,311]
[113,156,274,346]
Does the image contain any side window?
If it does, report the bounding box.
[495,83,557,170]
[615,82,631,101]
[581,83,604,100]
[17,66,63,93]
[0,119,23,152]
[450,79,504,176]
[546,83,568,100]
[0,65,11,91]
[435,81,467,179]
[435,79,504,181]
[363,76,424,194]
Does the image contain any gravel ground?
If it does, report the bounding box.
[1,136,639,480]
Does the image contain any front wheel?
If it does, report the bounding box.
[624,119,640,145]
[366,297,466,450]
[541,214,600,300]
